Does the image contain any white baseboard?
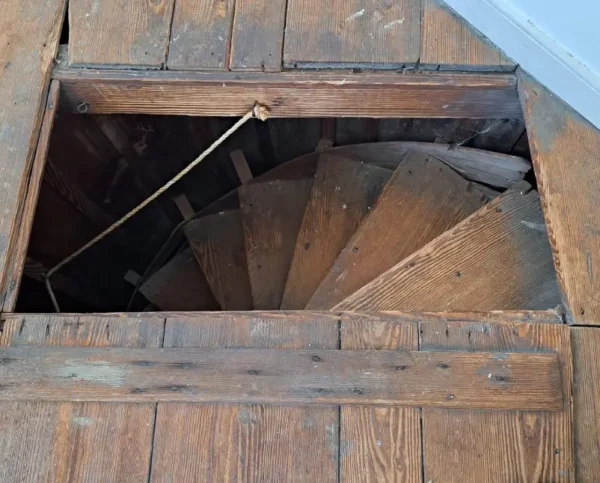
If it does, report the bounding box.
[443,0,600,130]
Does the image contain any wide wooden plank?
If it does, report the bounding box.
[139,247,219,311]
[0,316,162,483]
[281,155,391,309]
[240,179,313,309]
[307,151,488,309]
[284,0,421,67]
[421,0,514,71]
[519,72,600,325]
[69,0,175,68]
[167,0,235,70]
[54,68,523,119]
[0,0,66,312]
[340,318,421,482]
[230,0,287,71]
[151,316,338,482]
[337,183,562,311]
[0,346,563,409]
[421,321,573,482]
[572,328,600,482]
[185,210,253,310]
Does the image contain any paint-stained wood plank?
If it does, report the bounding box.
[151,316,338,482]
[168,0,235,70]
[0,347,563,409]
[54,68,523,119]
[340,318,421,482]
[284,0,421,67]
[230,0,286,71]
[307,152,488,309]
[337,183,562,312]
[421,0,514,71]
[281,155,391,309]
[184,210,253,310]
[572,328,600,482]
[519,71,600,325]
[0,316,162,483]
[240,179,313,309]
[69,0,175,68]
[0,0,66,312]
[139,248,219,311]
[421,321,573,482]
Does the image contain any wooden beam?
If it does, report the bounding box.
[53,67,522,118]
[0,346,563,410]
[519,71,600,325]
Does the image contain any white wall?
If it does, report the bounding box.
[443,0,600,129]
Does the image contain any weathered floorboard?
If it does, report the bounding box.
[0,316,163,483]
[307,152,488,309]
[519,71,600,325]
[53,68,523,119]
[340,318,421,482]
[281,155,391,309]
[0,0,66,311]
[421,321,573,482]
[0,346,563,409]
[421,0,514,71]
[240,179,313,309]
[230,0,287,71]
[337,183,562,312]
[572,328,600,482]
[151,316,338,482]
[284,0,421,67]
[69,0,175,68]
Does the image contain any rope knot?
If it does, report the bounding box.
[253,103,269,121]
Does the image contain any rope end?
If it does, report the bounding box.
[253,103,269,122]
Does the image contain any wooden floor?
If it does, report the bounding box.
[1,0,599,482]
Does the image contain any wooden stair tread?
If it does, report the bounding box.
[307,151,489,309]
[335,182,562,312]
[285,141,531,188]
[184,210,253,310]
[240,179,313,309]
[281,155,392,310]
[139,247,219,311]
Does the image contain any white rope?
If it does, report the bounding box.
[45,104,269,312]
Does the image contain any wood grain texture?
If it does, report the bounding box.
[184,210,253,310]
[572,328,600,482]
[340,318,421,482]
[0,346,563,409]
[337,183,562,312]
[139,248,219,311]
[54,68,523,119]
[0,0,66,313]
[151,316,338,482]
[519,71,600,325]
[2,82,60,312]
[0,316,162,483]
[69,0,175,68]
[307,152,488,309]
[167,0,235,70]
[284,0,421,66]
[240,179,313,309]
[281,155,391,309]
[230,0,286,71]
[421,0,514,71]
[421,321,573,482]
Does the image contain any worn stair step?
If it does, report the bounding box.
[307,151,489,309]
[184,210,253,310]
[240,179,313,309]
[139,248,219,311]
[335,182,562,312]
[280,154,392,310]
